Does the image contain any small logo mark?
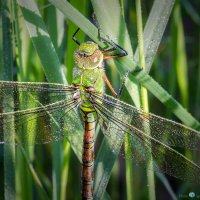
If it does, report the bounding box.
[189,192,195,198]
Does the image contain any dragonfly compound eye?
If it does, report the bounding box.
[74,42,103,70]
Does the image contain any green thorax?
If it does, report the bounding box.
[72,41,104,111]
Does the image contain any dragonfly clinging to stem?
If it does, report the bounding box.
[0,28,200,200]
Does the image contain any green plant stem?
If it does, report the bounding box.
[1,0,15,199]
[60,141,70,200]
[195,32,200,117]
[136,1,156,200]
[174,3,189,107]
[13,2,34,199]
[19,146,50,199]
[16,1,67,199]
[125,135,134,200]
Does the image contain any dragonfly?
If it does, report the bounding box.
[1,28,200,200]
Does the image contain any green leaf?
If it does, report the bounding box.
[1,0,15,199]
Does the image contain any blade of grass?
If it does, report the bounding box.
[16,1,64,199]
[156,173,177,200]
[125,135,134,200]
[47,4,70,200]
[1,0,15,199]
[18,146,50,200]
[168,12,177,101]
[135,1,155,200]
[13,2,34,199]
[60,140,70,200]
[14,1,54,198]
[1,0,13,80]
[122,0,141,198]
[173,3,189,107]
[0,3,3,197]
[13,0,25,81]
[46,6,62,200]
[195,33,200,117]
[46,5,58,51]
[134,0,175,73]
[17,0,66,84]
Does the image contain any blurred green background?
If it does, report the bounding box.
[0,0,200,199]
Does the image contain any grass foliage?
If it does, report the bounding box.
[0,0,200,199]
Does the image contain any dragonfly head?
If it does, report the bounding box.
[74,41,103,69]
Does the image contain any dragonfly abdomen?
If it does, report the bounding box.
[81,109,96,200]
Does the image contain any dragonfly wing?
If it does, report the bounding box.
[0,81,83,145]
[91,92,200,150]
[91,92,200,183]
[0,81,76,110]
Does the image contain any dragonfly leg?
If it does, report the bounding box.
[100,36,129,97]
[92,13,102,40]
[106,67,143,97]
[103,71,129,97]
[103,72,118,97]
[102,37,128,60]
[129,66,143,73]
[72,28,81,45]
[118,67,144,95]
[92,13,128,58]
[116,70,130,97]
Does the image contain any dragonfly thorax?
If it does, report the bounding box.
[74,41,103,70]
[72,41,105,93]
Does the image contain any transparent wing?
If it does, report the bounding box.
[0,81,76,110]
[0,81,83,145]
[91,92,200,183]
